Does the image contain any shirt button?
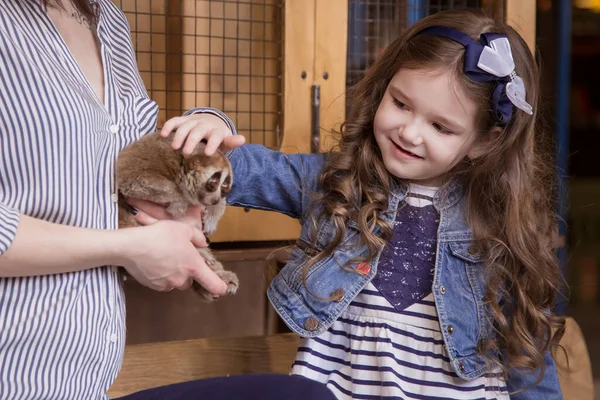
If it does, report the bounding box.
[447,325,454,334]
[439,285,446,294]
[303,317,319,331]
[110,124,119,133]
[111,193,118,203]
[109,333,117,343]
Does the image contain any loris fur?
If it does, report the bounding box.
[116,131,238,301]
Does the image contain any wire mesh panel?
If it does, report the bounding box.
[113,0,283,148]
[346,0,481,89]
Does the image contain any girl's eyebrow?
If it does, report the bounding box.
[389,84,466,132]
[435,115,466,132]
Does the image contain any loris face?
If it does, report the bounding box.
[180,150,232,207]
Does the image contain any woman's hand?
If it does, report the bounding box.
[118,198,226,294]
[126,197,206,245]
[118,220,227,295]
[160,113,245,157]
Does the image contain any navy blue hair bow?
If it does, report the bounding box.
[416,26,533,126]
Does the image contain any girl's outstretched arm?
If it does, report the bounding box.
[226,144,326,220]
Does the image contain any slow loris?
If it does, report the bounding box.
[116,131,238,301]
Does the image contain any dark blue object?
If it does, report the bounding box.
[407,0,429,26]
[116,373,337,400]
[417,26,517,125]
[554,1,572,316]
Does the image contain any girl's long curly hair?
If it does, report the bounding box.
[307,8,564,383]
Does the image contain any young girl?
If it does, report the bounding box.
[153,8,565,400]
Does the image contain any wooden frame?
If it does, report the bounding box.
[505,0,536,53]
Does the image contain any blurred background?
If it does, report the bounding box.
[105,1,600,398]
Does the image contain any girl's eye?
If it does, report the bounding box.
[433,122,453,134]
[392,98,408,110]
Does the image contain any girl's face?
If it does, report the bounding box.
[373,67,484,187]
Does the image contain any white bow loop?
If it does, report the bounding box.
[476,38,533,115]
[477,38,515,77]
[506,77,533,115]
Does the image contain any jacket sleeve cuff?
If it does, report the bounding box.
[0,204,20,255]
[183,107,237,136]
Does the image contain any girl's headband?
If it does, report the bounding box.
[417,26,533,126]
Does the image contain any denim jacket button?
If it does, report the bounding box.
[439,285,446,294]
[330,289,345,302]
[304,317,319,331]
[468,244,481,256]
[459,363,466,372]
[356,262,371,276]
[447,325,454,334]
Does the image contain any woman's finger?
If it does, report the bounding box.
[186,205,204,219]
[190,257,228,296]
[133,209,159,226]
[177,278,193,291]
[190,226,208,248]
[126,198,170,220]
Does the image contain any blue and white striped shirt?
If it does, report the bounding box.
[0,1,233,399]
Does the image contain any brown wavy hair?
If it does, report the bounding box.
[306,8,565,385]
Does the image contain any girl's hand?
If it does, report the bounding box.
[160,113,245,157]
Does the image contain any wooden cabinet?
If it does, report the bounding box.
[123,248,279,344]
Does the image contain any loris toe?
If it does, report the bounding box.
[197,248,217,266]
[192,282,219,302]
[216,270,239,295]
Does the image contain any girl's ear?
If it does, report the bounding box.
[468,126,503,160]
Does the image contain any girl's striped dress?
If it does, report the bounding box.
[291,184,509,400]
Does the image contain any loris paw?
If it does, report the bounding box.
[197,247,217,266]
[215,269,239,296]
[192,281,219,302]
[192,265,239,302]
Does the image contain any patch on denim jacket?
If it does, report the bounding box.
[371,190,440,312]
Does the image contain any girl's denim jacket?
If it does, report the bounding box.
[226,144,563,400]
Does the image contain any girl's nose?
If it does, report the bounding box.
[399,118,424,146]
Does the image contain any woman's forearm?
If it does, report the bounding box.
[0,213,131,277]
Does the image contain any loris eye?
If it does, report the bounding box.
[206,172,221,192]
[221,176,231,195]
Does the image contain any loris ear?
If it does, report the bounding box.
[467,126,502,160]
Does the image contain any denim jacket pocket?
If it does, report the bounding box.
[448,241,483,264]
[289,220,362,286]
[270,219,371,337]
